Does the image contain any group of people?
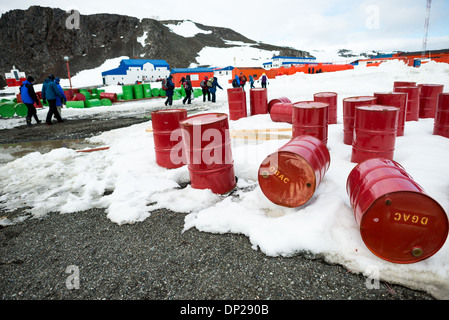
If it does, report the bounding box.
[232,73,268,89]
[164,74,223,106]
[19,74,66,126]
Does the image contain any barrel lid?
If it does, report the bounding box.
[360,191,448,264]
[152,108,187,114]
[374,92,408,96]
[356,105,399,112]
[343,96,377,102]
[314,92,337,97]
[180,113,228,126]
[258,151,316,208]
[293,101,328,109]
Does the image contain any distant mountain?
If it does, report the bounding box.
[0,6,312,88]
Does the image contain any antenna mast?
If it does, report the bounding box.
[422,0,432,57]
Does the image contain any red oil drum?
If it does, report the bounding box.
[64,90,74,102]
[433,93,449,138]
[393,81,416,89]
[72,93,86,102]
[180,113,236,194]
[374,92,407,136]
[292,101,329,144]
[258,135,330,208]
[268,97,291,113]
[346,158,448,264]
[394,86,420,121]
[100,92,118,103]
[419,84,444,118]
[250,88,268,115]
[351,105,399,163]
[313,92,337,124]
[227,88,247,120]
[269,102,293,123]
[151,109,188,169]
[342,96,377,145]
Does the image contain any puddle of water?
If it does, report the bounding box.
[0,139,105,164]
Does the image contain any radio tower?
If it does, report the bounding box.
[422,0,432,57]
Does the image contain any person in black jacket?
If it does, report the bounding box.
[182,75,193,105]
[19,76,41,126]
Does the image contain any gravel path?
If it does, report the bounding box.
[0,112,435,306]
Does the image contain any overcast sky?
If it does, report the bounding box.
[1,0,448,53]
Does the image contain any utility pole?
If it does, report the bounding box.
[422,0,432,57]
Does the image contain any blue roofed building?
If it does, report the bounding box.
[101,59,170,85]
[263,56,317,69]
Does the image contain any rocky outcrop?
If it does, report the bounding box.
[0,6,312,88]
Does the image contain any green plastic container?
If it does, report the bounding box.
[159,89,166,97]
[151,88,160,97]
[117,93,123,101]
[79,89,91,100]
[173,91,181,101]
[85,99,101,108]
[66,101,85,109]
[101,98,112,106]
[90,94,100,100]
[133,84,144,99]
[14,103,28,117]
[0,103,16,118]
[142,84,152,98]
[122,85,134,100]
[194,89,202,98]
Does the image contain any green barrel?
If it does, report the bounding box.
[117,93,123,101]
[79,89,91,100]
[40,99,49,106]
[0,103,16,118]
[133,84,144,99]
[173,91,181,101]
[101,98,112,106]
[91,88,98,94]
[0,98,10,103]
[14,103,28,117]
[122,85,134,100]
[85,99,101,108]
[142,84,152,98]
[194,88,202,98]
[151,88,160,97]
[66,101,85,108]
[97,89,105,93]
[90,94,100,100]
[159,89,166,97]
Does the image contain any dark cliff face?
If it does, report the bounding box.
[0,6,312,88]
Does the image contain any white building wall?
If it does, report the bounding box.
[103,63,170,86]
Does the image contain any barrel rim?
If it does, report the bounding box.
[292,101,329,109]
[180,113,228,126]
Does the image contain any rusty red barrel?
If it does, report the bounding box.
[394,86,420,121]
[227,88,247,120]
[374,92,407,136]
[313,92,337,124]
[351,105,399,163]
[342,96,377,145]
[419,84,444,118]
[270,102,293,124]
[250,88,268,115]
[258,135,330,208]
[346,158,448,264]
[151,108,188,169]
[292,101,328,144]
[268,97,291,113]
[393,81,416,89]
[180,113,236,194]
[72,93,86,102]
[100,92,118,103]
[433,93,449,138]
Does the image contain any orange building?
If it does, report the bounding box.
[170,68,215,88]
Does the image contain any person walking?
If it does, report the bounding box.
[54,77,67,120]
[19,76,41,126]
[249,75,255,89]
[239,73,247,89]
[208,77,223,103]
[182,75,193,105]
[164,75,175,106]
[232,75,240,88]
[200,76,210,102]
[42,74,64,125]
[261,73,268,88]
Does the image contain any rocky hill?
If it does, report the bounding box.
[0,6,312,88]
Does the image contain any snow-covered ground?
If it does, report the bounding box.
[1,49,449,299]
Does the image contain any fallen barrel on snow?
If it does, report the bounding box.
[346,158,449,264]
